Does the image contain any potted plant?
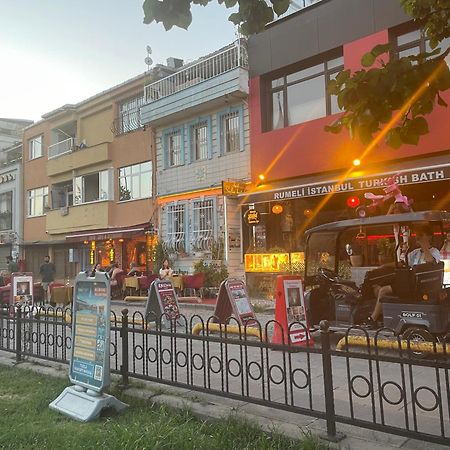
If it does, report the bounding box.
[377,238,395,265]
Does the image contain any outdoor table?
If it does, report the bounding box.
[124,276,140,296]
[169,275,183,295]
[50,285,73,306]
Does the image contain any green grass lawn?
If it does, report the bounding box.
[0,366,326,450]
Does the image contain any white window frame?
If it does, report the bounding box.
[73,170,111,205]
[29,135,43,160]
[118,161,152,201]
[27,186,49,217]
[163,127,184,168]
[167,203,186,252]
[221,111,240,154]
[191,199,215,252]
[0,191,13,230]
[190,121,209,161]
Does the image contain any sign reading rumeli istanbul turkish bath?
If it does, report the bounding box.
[247,166,449,203]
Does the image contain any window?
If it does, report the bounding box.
[28,186,48,217]
[190,121,209,161]
[393,27,450,66]
[267,53,344,130]
[118,95,144,134]
[217,108,244,155]
[118,161,152,201]
[29,135,43,160]
[167,203,186,252]
[191,199,215,251]
[0,191,12,230]
[51,182,73,208]
[74,170,111,205]
[164,128,183,168]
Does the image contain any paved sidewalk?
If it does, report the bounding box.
[0,350,446,450]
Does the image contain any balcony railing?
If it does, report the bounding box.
[111,110,142,136]
[48,137,75,160]
[144,40,248,104]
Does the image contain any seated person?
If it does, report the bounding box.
[110,263,123,286]
[127,262,142,277]
[366,224,441,327]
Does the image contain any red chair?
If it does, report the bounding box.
[111,271,125,299]
[138,274,158,296]
[182,273,205,297]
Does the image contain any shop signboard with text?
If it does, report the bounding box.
[11,272,34,306]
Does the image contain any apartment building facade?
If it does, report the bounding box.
[21,71,172,280]
[141,40,250,277]
[0,118,32,268]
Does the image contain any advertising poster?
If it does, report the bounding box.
[283,279,310,344]
[12,273,33,306]
[70,277,109,391]
[227,280,256,324]
[156,281,180,321]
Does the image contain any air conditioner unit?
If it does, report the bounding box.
[60,207,69,216]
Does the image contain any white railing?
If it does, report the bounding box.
[48,137,74,160]
[144,40,248,104]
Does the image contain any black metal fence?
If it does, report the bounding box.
[1,305,449,446]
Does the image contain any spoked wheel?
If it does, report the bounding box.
[402,328,436,358]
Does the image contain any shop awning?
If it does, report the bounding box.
[65,227,146,242]
[240,154,450,204]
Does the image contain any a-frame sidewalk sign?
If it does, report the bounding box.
[271,275,313,346]
[213,278,257,326]
[145,278,181,328]
[50,270,127,421]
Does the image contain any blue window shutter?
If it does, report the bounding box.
[180,126,185,165]
[162,131,168,169]
[187,124,192,165]
[238,106,245,152]
[216,113,223,156]
[207,116,213,160]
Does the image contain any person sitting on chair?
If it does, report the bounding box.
[127,262,142,277]
[110,263,123,286]
[159,259,173,280]
[365,224,440,328]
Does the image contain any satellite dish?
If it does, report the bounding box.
[144,56,153,66]
[146,45,152,54]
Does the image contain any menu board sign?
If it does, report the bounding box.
[213,279,257,326]
[69,272,110,392]
[11,272,34,306]
[145,279,181,328]
[283,278,309,344]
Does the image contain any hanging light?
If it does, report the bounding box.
[272,204,283,214]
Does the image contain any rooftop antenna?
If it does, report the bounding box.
[145,45,153,72]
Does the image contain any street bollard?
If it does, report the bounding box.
[319,320,345,442]
[120,308,129,387]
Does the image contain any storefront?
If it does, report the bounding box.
[240,156,450,296]
[66,224,157,274]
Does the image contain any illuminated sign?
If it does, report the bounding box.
[222,180,247,196]
[245,252,305,273]
[244,209,261,226]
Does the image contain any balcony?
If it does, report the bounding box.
[46,201,110,235]
[111,110,142,136]
[48,137,75,159]
[141,40,249,125]
[47,142,111,177]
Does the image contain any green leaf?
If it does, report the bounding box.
[371,43,391,57]
[335,69,351,85]
[228,12,241,24]
[271,0,290,16]
[437,93,448,107]
[386,128,403,149]
[409,116,429,135]
[223,0,237,6]
[361,52,376,67]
